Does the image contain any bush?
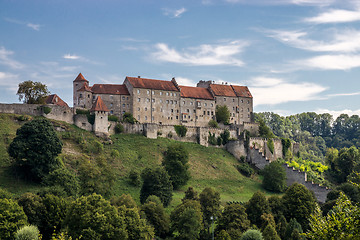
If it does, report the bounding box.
[114,123,124,133]
[108,115,119,122]
[129,170,141,186]
[87,114,95,125]
[208,132,217,145]
[267,139,274,154]
[123,112,137,124]
[43,106,52,115]
[86,140,103,154]
[240,229,264,240]
[262,162,286,193]
[221,129,230,145]
[208,120,219,128]
[281,138,291,156]
[216,105,230,124]
[15,225,39,240]
[110,149,120,158]
[17,115,32,121]
[43,168,80,197]
[217,136,223,146]
[237,163,254,177]
[174,125,187,137]
[76,109,90,115]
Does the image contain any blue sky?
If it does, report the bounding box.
[1,0,360,118]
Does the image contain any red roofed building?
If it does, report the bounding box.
[45,94,69,108]
[91,96,109,134]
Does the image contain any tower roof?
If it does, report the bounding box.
[90,96,109,112]
[73,73,89,83]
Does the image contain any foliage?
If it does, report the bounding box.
[114,123,124,133]
[267,138,274,154]
[199,187,221,235]
[174,125,187,137]
[64,193,128,240]
[110,194,137,208]
[43,167,80,197]
[216,105,230,124]
[182,187,199,202]
[43,106,52,115]
[162,143,190,189]
[208,119,219,128]
[0,198,28,239]
[108,114,119,122]
[284,218,304,240]
[15,225,39,240]
[240,229,264,240]
[216,203,250,238]
[305,192,360,239]
[208,132,217,145]
[170,200,203,240]
[87,113,95,125]
[258,119,275,139]
[140,167,173,207]
[237,163,254,177]
[245,191,270,228]
[262,161,286,192]
[75,109,90,115]
[123,112,137,124]
[220,129,230,145]
[141,196,170,239]
[17,80,50,104]
[281,138,291,157]
[282,183,316,230]
[262,223,280,240]
[8,118,63,181]
[0,187,13,199]
[128,169,141,187]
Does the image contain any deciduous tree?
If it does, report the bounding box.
[17,80,50,104]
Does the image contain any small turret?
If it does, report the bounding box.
[91,96,109,135]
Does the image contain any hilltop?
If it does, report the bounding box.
[0,113,274,209]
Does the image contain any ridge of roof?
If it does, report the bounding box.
[231,85,253,98]
[91,84,130,95]
[126,76,179,91]
[45,94,69,108]
[77,84,93,92]
[209,84,237,97]
[91,96,109,112]
[73,73,89,82]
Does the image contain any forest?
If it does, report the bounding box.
[1,112,360,239]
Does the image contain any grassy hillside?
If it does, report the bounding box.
[0,113,276,209]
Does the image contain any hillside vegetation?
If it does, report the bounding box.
[0,113,271,209]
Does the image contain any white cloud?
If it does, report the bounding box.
[0,47,24,69]
[316,108,360,119]
[176,77,196,87]
[305,8,360,24]
[249,77,327,106]
[162,7,187,18]
[328,91,360,97]
[63,54,81,60]
[4,18,41,31]
[291,0,335,6]
[151,41,248,66]
[268,29,360,53]
[295,54,360,70]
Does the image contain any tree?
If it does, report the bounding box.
[245,191,271,228]
[17,80,50,104]
[262,161,286,192]
[8,119,62,181]
[123,112,137,124]
[182,187,199,202]
[43,167,80,197]
[141,196,170,239]
[140,167,173,207]
[216,203,250,239]
[15,225,40,240]
[258,119,275,139]
[282,183,316,230]
[111,194,137,208]
[262,224,280,240]
[284,218,304,240]
[162,144,190,190]
[240,229,264,240]
[199,187,221,237]
[215,105,230,124]
[170,200,203,240]
[0,198,28,239]
[64,193,127,240]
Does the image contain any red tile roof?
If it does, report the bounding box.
[91,84,130,95]
[180,86,214,100]
[91,96,109,112]
[126,77,179,91]
[77,84,92,92]
[45,94,69,108]
[209,84,237,97]
[73,73,89,82]
[232,85,253,98]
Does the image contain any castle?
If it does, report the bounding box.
[73,73,254,127]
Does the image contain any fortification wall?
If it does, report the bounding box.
[0,103,42,115]
[43,105,74,124]
[74,114,92,131]
[226,140,247,160]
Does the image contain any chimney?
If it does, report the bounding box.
[138,76,141,78]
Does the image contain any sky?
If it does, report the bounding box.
[1,0,360,118]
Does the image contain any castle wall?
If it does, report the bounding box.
[0,103,42,115]
[43,105,74,124]
[226,140,247,160]
[74,114,93,131]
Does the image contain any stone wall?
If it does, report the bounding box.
[74,114,92,131]
[226,140,247,160]
[0,103,42,116]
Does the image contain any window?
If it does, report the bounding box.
[122,104,125,107]
[88,94,90,98]
[211,111,214,115]
[152,99,155,103]
[160,92,163,95]
[207,111,210,115]
[241,99,244,103]
[233,113,235,117]
[190,102,193,105]
[183,101,186,105]
[204,103,207,107]
[171,93,173,96]
[160,99,163,103]
[174,93,177,97]
[174,100,177,104]
[93,96,96,100]
[110,103,113,107]
[137,107,140,111]
[145,107,147,111]
[152,108,154,111]
[176,116,178,119]
[152,91,155,95]
[147,90,150,94]
[138,98,141,102]
[122,96,125,100]
[127,104,129,108]
[127,97,129,100]
[79,94,83,98]
[137,89,140,94]
[138,115,140,120]
[147,98,150,102]
[171,100,173,104]
[211,103,214,107]
[247,100,250,104]
[203,111,206,115]
[123,111,125,114]
[177,110,179,113]
[187,109,190,113]
[248,114,250,118]
[171,109,174,113]
[233,99,235,102]
[194,110,196,113]
[224,97,226,101]
[152,116,154,121]
[110,110,113,114]
[233,107,235,110]
[145,116,147,120]
[166,92,169,96]
[166,100,169,104]
[247,108,250,112]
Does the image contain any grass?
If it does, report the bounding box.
[0,113,278,209]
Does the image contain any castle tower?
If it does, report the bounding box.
[73,73,90,108]
[91,96,109,134]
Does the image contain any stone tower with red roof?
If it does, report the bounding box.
[73,73,92,109]
[91,96,109,135]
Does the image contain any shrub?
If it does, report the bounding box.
[110,149,120,158]
[208,119,219,128]
[17,115,31,121]
[262,161,286,192]
[87,114,95,125]
[237,163,254,177]
[123,112,137,124]
[174,125,187,137]
[15,225,39,240]
[267,138,274,154]
[281,138,291,156]
[114,123,124,133]
[108,115,119,122]
[240,229,264,240]
[217,136,223,146]
[208,132,217,145]
[43,106,52,115]
[43,167,80,197]
[216,105,230,124]
[129,170,141,186]
[76,109,90,115]
[221,129,230,145]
